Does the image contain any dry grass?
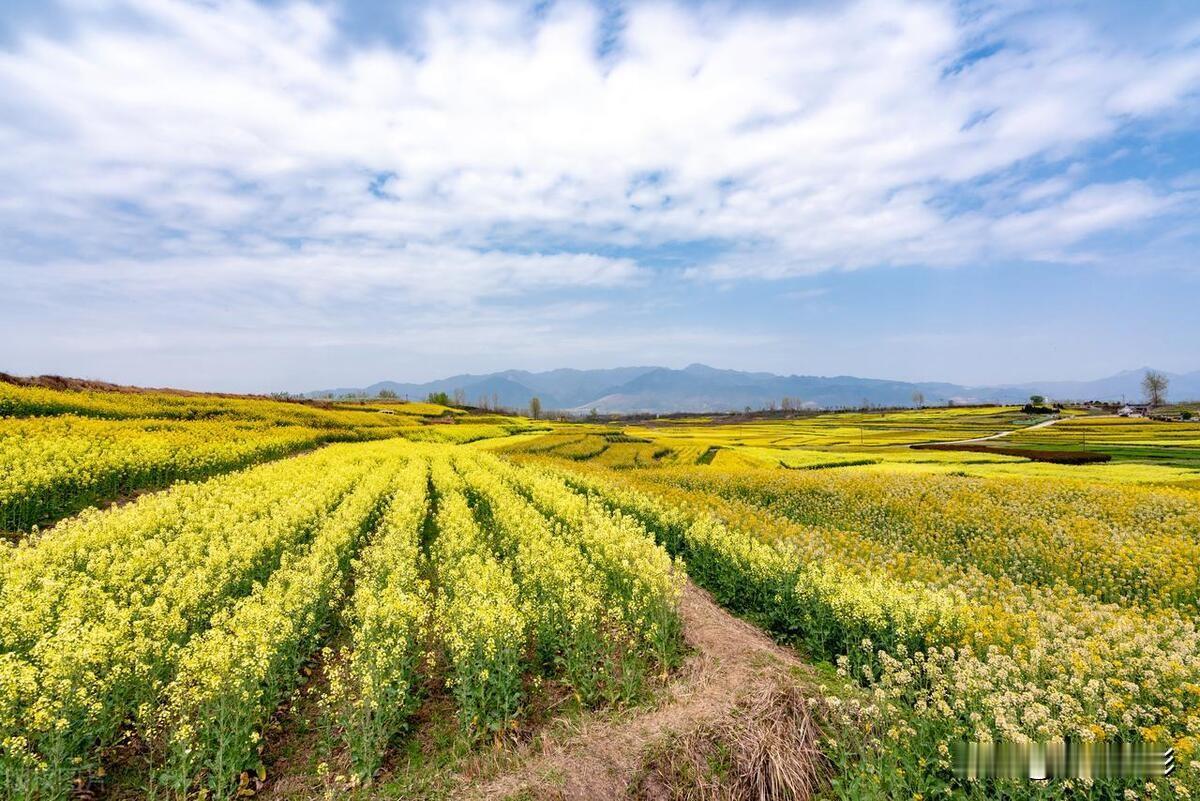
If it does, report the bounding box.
[636,677,830,801]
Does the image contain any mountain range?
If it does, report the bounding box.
[306,365,1200,414]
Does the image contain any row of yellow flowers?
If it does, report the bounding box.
[420,448,685,736]
[2,438,689,799]
[503,460,685,669]
[451,453,610,699]
[321,457,431,782]
[0,442,398,799]
[0,416,355,531]
[313,445,686,789]
[0,381,420,428]
[158,458,405,798]
[457,451,683,696]
[399,422,539,446]
[645,466,1200,610]
[538,459,1200,798]
[428,454,528,736]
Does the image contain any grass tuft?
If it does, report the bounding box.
[637,678,830,801]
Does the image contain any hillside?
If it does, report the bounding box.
[308,364,1200,413]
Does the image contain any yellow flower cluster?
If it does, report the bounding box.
[428,455,527,734]
[159,453,405,798]
[0,381,426,429]
[539,458,1200,797]
[323,457,430,781]
[648,466,1200,610]
[0,442,394,798]
[399,421,543,445]
[457,450,683,692]
[0,415,344,531]
[450,454,606,691]
[1,436,684,798]
[506,460,685,666]
[0,379,461,534]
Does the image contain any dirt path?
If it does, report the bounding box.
[922,413,1065,446]
[461,581,814,801]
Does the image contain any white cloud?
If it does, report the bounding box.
[5,245,641,309]
[990,181,1172,255]
[0,0,1196,290]
[1,0,1199,390]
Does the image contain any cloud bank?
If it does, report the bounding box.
[1,0,1198,388]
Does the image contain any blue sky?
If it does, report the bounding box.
[1,0,1198,393]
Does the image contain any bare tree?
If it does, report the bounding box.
[1142,370,1169,407]
[529,396,542,419]
[911,391,924,408]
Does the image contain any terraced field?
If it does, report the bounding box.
[1006,414,1200,470]
[501,406,1200,487]
[0,381,540,534]
[513,457,1200,800]
[3,384,1199,800]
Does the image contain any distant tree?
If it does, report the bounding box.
[1142,370,1168,407]
[911,391,925,408]
[377,388,397,399]
[589,407,599,421]
[529,396,542,419]
[492,392,500,411]
[453,387,466,406]
[1030,394,1046,406]
[427,391,451,406]
[1181,410,1193,421]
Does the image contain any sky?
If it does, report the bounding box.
[1,0,1198,393]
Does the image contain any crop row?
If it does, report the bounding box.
[0,442,399,798]
[0,381,432,427]
[643,465,1200,610]
[537,459,1200,799]
[0,441,683,799]
[0,416,386,532]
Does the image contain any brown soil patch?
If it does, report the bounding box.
[912,441,1111,464]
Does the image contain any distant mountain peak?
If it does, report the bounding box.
[305,364,1199,413]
